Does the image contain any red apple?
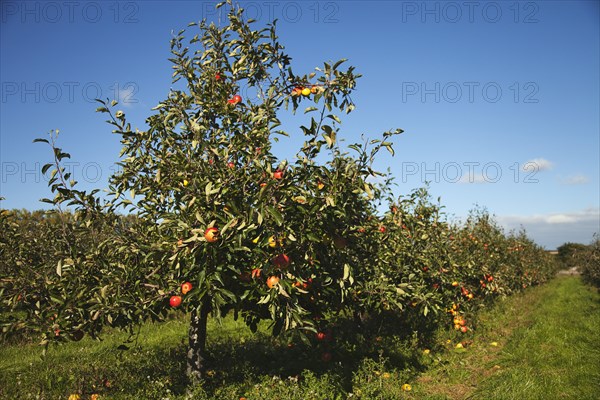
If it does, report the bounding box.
[272,253,290,268]
[273,170,284,180]
[204,227,219,243]
[266,275,280,288]
[170,295,182,307]
[181,282,193,294]
[251,268,262,279]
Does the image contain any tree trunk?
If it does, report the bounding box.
[186,296,211,385]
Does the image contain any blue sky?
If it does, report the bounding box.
[1,0,599,249]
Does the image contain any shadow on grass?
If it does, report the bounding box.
[1,311,439,399]
[172,312,436,398]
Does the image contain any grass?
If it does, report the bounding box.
[413,276,600,400]
[469,276,600,399]
[1,276,598,399]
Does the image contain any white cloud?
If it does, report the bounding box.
[497,208,600,249]
[560,174,589,185]
[115,86,139,108]
[546,214,576,224]
[458,173,488,184]
[522,158,553,172]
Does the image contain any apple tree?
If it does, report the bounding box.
[3,0,402,383]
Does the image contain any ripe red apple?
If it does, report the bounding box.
[291,86,303,96]
[251,268,262,279]
[272,253,290,268]
[266,275,280,288]
[227,161,235,169]
[460,326,469,333]
[227,95,242,105]
[181,282,193,294]
[378,226,386,233]
[316,332,327,341]
[273,170,284,180]
[204,227,219,243]
[215,73,221,80]
[169,295,182,307]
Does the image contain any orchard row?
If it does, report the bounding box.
[0,1,559,383]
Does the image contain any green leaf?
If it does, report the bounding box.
[343,264,350,280]
[384,144,395,156]
[333,59,347,69]
[221,217,238,236]
[306,232,320,242]
[41,163,52,174]
[327,114,342,124]
[205,182,213,200]
[266,206,284,226]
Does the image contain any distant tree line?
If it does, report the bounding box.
[557,238,600,287]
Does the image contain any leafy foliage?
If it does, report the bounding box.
[0,0,560,387]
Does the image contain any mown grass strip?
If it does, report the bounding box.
[412,276,600,400]
[469,276,600,400]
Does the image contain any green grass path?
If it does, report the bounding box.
[415,276,600,400]
[471,276,600,399]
